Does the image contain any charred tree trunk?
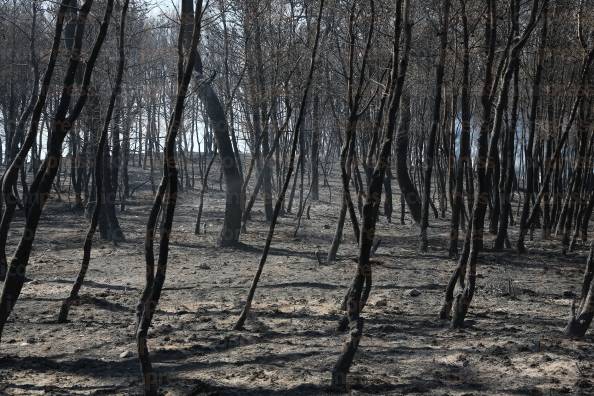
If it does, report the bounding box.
[0,0,62,280]
[332,1,409,390]
[419,0,450,252]
[395,91,421,224]
[518,44,594,248]
[566,242,594,337]
[58,0,129,322]
[448,0,471,258]
[190,17,243,246]
[441,0,497,322]
[234,0,324,330]
[311,94,320,200]
[494,3,522,250]
[0,0,113,341]
[517,5,548,252]
[451,0,542,328]
[136,2,203,394]
[195,148,217,235]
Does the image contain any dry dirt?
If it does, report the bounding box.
[1,164,594,395]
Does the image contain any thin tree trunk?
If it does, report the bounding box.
[136,2,203,394]
[420,0,450,252]
[234,0,324,330]
[0,0,113,341]
[58,0,129,322]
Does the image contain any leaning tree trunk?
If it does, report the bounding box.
[191,22,243,246]
[234,0,324,330]
[0,0,65,280]
[0,0,113,341]
[58,0,129,323]
[494,5,522,250]
[566,242,594,337]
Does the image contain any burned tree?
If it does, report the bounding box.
[0,0,113,340]
[136,1,203,394]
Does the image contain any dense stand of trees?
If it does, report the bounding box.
[0,0,593,393]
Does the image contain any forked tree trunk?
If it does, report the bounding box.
[243,3,273,222]
[241,110,291,232]
[332,1,409,390]
[327,0,377,262]
[495,3,522,250]
[328,126,360,262]
[441,0,497,322]
[451,0,542,328]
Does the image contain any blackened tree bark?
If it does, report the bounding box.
[566,242,594,337]
[327,0,376,262]
[311,94,320,200]
[103,93,125,241]
[419,0,450,252]
[243,2,273,222]
[394,91,421,224]
[494,0,522,250]
[234,0,324,330]
[441,0,497,321]
[0,0,61,280]
[451,0,543,328]
[448,0,471,258]
[518,45,594,249]
[195,48,243,246]
[0,0,113,341]
[58,0,130,322]
[517,4,548,252]
[136,1,203,394]
[241,109,292,232]
[332,1,409,390]
[195,148,217,235]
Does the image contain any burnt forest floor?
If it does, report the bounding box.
[1,161,594,396]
